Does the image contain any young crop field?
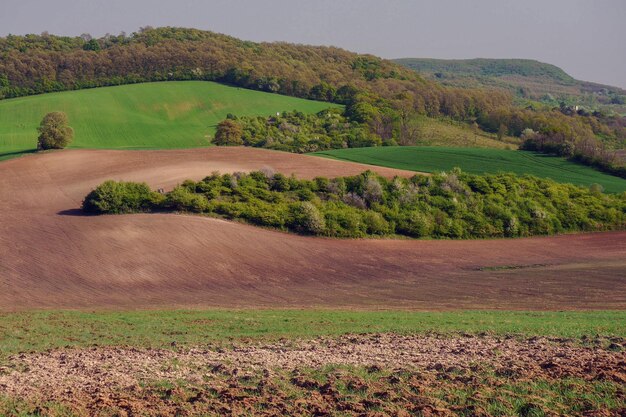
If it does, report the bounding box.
[0,81,338,160]
[1,310,625,417]
[313,146,626,193]
[1,309,625,359]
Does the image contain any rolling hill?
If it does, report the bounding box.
[0,81,338,160]
[313,146,626,193]
[2,147,624,311]
[394,58,626,115]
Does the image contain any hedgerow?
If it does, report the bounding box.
[83,170,626,239]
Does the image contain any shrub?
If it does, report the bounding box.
[323,205,367,237]
[362,211,390,235]
[397,211,434,237]
[270,173,291,192]
[363,176,384,206]
[342,192,367,209]
[82,180,162,214]
[289,202,326,234]
[165,186,208,212]
[589,183,604,195]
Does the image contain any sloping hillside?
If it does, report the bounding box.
[0,81,337,159]
[1,147,625,311]
[313,146,626,193]
[395,58,626,115]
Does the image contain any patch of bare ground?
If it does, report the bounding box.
[1,147,625,311]
[0,334,624,416]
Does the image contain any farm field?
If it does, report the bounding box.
[1,96,625,417]
[2,310,625,359]
[0,81,337,160]
[0,72,624,417]
[313,146,626,193]
[1,127,625,417]
[1,17,625,416]
[1,147,625,312]
[1,310,625,416]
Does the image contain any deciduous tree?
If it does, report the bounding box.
[213,119,243,146]
[37,111,74,150]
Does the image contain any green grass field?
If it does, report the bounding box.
[313,146,626,193]
[0,81,338,160]
[1,310,624,359]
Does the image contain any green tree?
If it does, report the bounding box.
[83,39,101,51]
[213,119,243,146]
[346,100,379,123]
[37,111,74,150]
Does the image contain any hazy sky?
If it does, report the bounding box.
[2,0,625,88]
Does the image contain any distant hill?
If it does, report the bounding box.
[394,58,626,115]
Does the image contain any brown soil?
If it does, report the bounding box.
[1,335,624,416]
[1,147,625,311]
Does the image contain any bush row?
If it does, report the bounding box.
[83,170,626,239]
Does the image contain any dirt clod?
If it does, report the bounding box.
[1,334,624,416]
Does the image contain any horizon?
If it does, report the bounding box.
[1,0,625,89]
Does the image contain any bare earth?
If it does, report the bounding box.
[1,147,625,311]
[1,335,624,416]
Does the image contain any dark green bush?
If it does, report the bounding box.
[165,186,209,212]
[397,211,435,237]
[82,180,163,214]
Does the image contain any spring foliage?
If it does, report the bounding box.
[213,109,382,152]
[1,28,623,173]
[83,170,626,239]
[37,111,74,150]
[82,180,164,214]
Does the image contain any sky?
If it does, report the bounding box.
[1,0,625,88]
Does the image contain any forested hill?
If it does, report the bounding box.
[0,27,624,175]
[394,58,626,115]
[0,27,422,100]
[0,27,512,123]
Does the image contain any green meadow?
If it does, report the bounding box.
[313,146,626,193]
[0,81,338,159]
